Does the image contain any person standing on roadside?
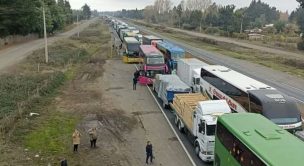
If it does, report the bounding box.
[134,70,140,80]
[133,77,138,90]
[88,127,98,148]
[72,129,81,152]
[60,157,68,166]
[146,141,153,164]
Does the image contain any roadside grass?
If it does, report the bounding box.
[24,111,80,155]
[0,20,111,164]
[136,21,304,79]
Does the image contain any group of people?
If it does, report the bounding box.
[72,127,98,153]
[71,128,154,165]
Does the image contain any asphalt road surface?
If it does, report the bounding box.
[128,22,304,103]
[110,25,210,166]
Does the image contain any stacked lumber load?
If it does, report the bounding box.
[172,93,207,129]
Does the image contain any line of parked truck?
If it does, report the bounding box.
[108,18,304,165]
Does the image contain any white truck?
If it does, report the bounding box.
[171,93,231,162]
[177,58,209,93]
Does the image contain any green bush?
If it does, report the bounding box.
[205,27,220,34]
[232,33,248,39]
[297,40,304,50]
[182,23,196,30]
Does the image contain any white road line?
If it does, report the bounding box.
[134,64,197,166]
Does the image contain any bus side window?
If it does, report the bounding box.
[249,94,263,114]
[217,122,266,166]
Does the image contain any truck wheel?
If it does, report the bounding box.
[178,121,184,133]
[195,143,200,157]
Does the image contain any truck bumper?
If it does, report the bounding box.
[122,56,143,63]
[199,153,214,162]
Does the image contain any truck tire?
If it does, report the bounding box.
[195,143,200,157]
[178,121,184,133]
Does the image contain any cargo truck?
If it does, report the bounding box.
[177,58,208,93]
[153,74,191,108]
[171,93,231,162]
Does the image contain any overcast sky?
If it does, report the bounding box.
[69,0,300,13]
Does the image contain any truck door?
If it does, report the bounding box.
[197,117,206,139]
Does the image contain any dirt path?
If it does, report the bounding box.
[0,19,97,72]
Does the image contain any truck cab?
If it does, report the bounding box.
[173,98,231,162]
[193,100,231,162]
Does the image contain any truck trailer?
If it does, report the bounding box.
[177,58,209,93]
[153,74,191,108]
[171,93,231,162]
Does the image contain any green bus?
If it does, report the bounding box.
[215,113,304,166]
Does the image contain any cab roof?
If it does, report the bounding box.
[140,45,163,56]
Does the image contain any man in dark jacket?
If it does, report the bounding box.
[133,77,138,90]
[146,141,153,164]
[134,70,140,80]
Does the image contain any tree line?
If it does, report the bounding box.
[0,0,92,37]
[113,0,304,49]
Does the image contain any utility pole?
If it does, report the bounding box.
[240,17,243,34]
[42,6,48,63]
[77,14,79,37]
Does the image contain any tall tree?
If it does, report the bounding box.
[297,0,304,8]
[176,3,183,28]
[244,0,279,28]
[218,5,236,35]
[296,1,304,50]
[82,3,91,20]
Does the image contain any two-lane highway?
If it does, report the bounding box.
[128,22,304,103]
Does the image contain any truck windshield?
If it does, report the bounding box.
[146,70,164,78]
[171,53,185,61]
[147,56,164,65]
[127,43,139,53]
[206,124,216,136]
[263,102,301,125]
